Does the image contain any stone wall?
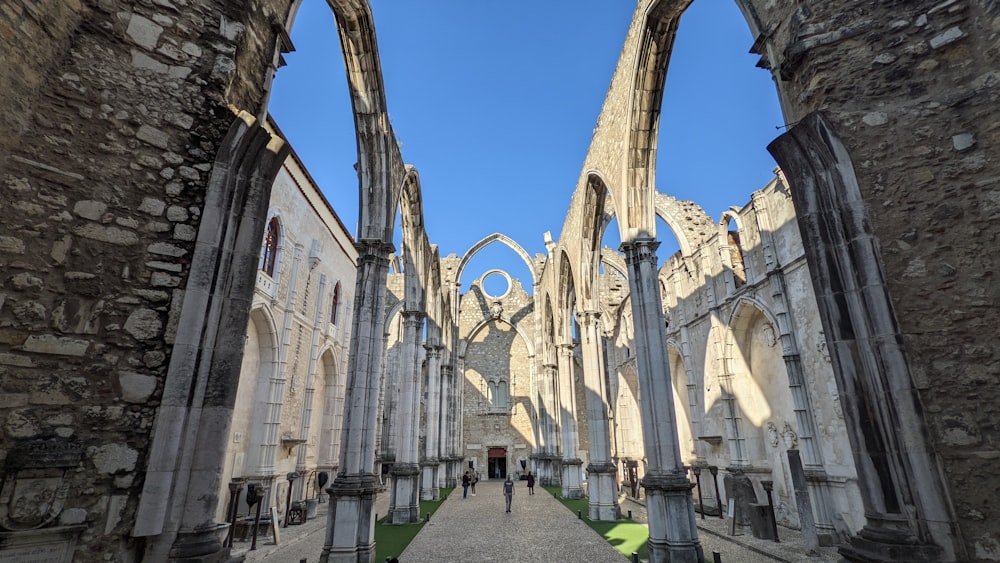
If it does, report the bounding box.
[458,277,536,477]
[0,0,294,559]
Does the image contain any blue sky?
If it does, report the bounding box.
[269,1,784,293]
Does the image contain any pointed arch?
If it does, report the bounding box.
[454,232,537,288]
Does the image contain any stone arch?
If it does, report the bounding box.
[725,297,786,467]
[769,112,959,557]
[720,208,751,288]
[454,232,537,289]
[135,113,289,557]
[316,346,344,469]
[327,0,406,243]
[666,339,697,465]
[399,165,430,312]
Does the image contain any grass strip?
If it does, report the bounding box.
[542,485,649,561]
[374,487,453,561]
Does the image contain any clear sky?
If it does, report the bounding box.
[268,1,785,293]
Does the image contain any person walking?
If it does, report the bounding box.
[462,471,470,499]
[526,472,535,495]
[471,470,479,496]
[503,474,515,513]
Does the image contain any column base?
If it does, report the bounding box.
[388,463,421,524]
[586,462,621,521]
[561,459,584,499]
[839,525,944,563]
[643,471,702,563]
[420,460,440,501]
[168,524,231,563]
[320,474,377,563]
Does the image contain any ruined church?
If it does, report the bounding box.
[1,1,997,563]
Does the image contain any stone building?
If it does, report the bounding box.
[0,1,996,563]
[602,170,864,544]
[218,119,357,527]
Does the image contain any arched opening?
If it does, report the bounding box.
[655,1,783,219]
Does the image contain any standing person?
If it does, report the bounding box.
[526,472,535,495]
[503,475,515,513]
[471,469,479,496]
[462,471,470,499]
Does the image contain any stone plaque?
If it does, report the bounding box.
[0,526,85,563]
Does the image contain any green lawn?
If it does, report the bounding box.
[543,486,649,561]
[374,487,452,562]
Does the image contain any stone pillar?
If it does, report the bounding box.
[769,112,958,562]
[621,238,703,563]
[557,344,584,499]
[421,345,442,501]
[320,240,393,563]
[437,363,452,489]
[387,311,424,524]
[534,361,557,486]
[577,310,620,522]
[133,115,288,563]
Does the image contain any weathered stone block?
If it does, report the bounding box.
[119,371,157,403]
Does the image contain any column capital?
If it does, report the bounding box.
[556,342,575,356]
[401,310,425,327]
[355,239,395,261]
[423,344,443,358]
[575,310,602,327]
[619,237,660,265]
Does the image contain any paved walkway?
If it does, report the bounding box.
[234,483,843,562]
[401,481,625,562]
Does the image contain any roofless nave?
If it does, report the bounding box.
[0,1,996,563]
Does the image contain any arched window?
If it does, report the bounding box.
[330,282,341,325]
[260,217,280,276]
[496,381,508,408]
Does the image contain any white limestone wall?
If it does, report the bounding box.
[217,129,358,522]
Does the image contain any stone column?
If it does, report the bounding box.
[537,362,559,486]
[577,310,620,522]
[421,345,442,501]
[387,311,423,524]
[557,344,584,498]
[621,238,703,563]
[321,240,393,563]
[437,363,452,489]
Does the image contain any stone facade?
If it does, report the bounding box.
[457,275,536,481]
[0,0,997,562]
[218,119,357,527]
[605,171,864,544]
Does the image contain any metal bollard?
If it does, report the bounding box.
[713,551,722,563]
[577,510,582,519]
[631,552,639,563]
[627,510,633,520]
[425,512,430,522]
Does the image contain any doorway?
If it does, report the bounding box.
[487,447,507,480]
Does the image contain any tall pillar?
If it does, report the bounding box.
[387,311,424,523]
[538,361,560,485]
[621,238,703,563]
[556,344,583,498]
[437,363,452,488]
[321,240,393,563]
[577,311,620,522]
[421,345,442,501]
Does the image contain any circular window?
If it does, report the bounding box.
[481,269,511,299]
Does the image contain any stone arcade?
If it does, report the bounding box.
[0,1,997,563]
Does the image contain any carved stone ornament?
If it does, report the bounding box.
[0,438,82,532]
[817,331,831,362]
[489,300,503,319]
[781,422,799,449]
[766,421,780,447]
[761,325,777,347]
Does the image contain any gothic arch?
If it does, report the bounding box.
[454,232,537,288]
